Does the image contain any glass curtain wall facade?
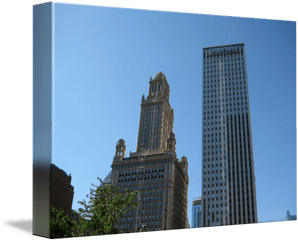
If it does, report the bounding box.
[285,211,297,221]
[201,43,257,227]
[192,197,202,228]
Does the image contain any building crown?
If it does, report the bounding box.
[152,71,167,82]
[116,139,125,147]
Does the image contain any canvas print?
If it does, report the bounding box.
[33,2,296,238]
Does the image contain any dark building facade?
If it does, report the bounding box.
[111,72,189,232]
[50,164,74,217]
[201,44,257,227]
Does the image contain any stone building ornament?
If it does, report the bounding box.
[110,72,189,230]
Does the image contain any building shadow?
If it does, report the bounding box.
[4,219,32,235]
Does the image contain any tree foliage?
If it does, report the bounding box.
[139,225,148,232]
[50,206,76,238]
[74,177,139,236]
[50,177,139,237]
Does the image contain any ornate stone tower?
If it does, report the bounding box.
[166,132,176,152]
[113,139,126,162]
[133,72,174,156]
[110,72,189,232]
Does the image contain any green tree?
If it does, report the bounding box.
[75,177,139,236]
[50,206,77,238]
[139,224,148,232]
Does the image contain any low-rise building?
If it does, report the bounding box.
[50,164,74,217]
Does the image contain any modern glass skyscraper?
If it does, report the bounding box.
[101,170,112,185]
[192,197,202,228]
[201,43,257,227]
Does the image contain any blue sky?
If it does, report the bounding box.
[52,2,296,225]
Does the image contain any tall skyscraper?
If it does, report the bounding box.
[192,197,202,228]
[201,43,257,227]
[111,72,189,232]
